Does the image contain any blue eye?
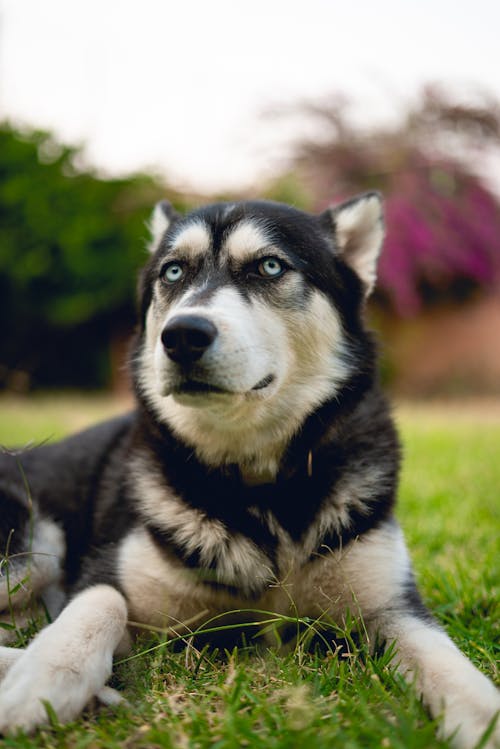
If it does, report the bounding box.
[258,257,284,278]
[161,262,184,283]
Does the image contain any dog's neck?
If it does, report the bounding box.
[151,395,305,481]
[139,371,377,487]
[206,436,291,485]
[237,448,314,486]
[141,391,352,488]
[138,403,308,486]
[234,455,285,486]
[136,367,378,494]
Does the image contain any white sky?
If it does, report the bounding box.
[1,0,500,193]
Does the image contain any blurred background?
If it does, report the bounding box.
[1,0,500,401]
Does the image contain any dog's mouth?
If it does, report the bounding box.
[251,374,275,391]
[173,380,228,396]
[171,374,275,397]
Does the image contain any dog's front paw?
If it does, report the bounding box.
[0,585,127,734]
[441,689,500,749]
[0,641,114,734]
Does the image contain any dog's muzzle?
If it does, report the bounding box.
[161,315,218,366]
[161,314,275,397]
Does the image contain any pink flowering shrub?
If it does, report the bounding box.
[280,88,500,316]
[380,162,500,315]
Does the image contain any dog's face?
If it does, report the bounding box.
[134,195,383,473]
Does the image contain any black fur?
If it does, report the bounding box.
[0,415,134,586]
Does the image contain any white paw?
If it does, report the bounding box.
[96,685,127,707]
[0,585,127,734]
[0,637,113,733]
[441,687,500,749]
[0,644,23,680]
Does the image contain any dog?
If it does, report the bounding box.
[0,193,498,746]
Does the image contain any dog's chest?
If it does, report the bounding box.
[116,518,334,632]
[121,464,357,630]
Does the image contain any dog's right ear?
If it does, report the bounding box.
[148,200,180,253]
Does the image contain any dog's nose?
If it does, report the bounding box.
[161,315,218,364]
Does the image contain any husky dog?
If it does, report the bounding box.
[0,194,498,745]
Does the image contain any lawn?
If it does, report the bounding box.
[0,395,498,748]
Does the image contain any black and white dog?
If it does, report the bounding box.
[0,194,498,745]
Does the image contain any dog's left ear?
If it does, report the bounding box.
[319,191,384,297]
[148,200,180,253]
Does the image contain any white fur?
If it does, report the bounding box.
[170,220,211,258]
[148,202,172,253]
[0,645,22,680]
[130,462,273,594]
[162,285,283,395]
[383,616,500,748]
[0,518,65,610]
[0,584,65,647]
[119,526,193,628]
[332,194,384,296]
[0,585,127,734]
[302,465,393,559]
[96,685,126,707]
[290,521,412,620]
[118,527,247,630]
[221,220,270,261]
[139,285,350,477]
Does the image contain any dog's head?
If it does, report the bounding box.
[133,195,383,474]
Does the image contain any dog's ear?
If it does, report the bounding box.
[148,200,180,253]
[319,192,384,297]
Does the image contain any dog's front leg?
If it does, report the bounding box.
[374,611,500,749]
[0,584,127,734]
[327,522,500,748]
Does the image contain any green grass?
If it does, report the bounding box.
[0,395,499,748]
[0,393,132,446]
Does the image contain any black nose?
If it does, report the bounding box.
[161,315,218,365]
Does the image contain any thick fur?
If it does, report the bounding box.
[0,195,498,746]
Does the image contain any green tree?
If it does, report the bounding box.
[0,124,187,389]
